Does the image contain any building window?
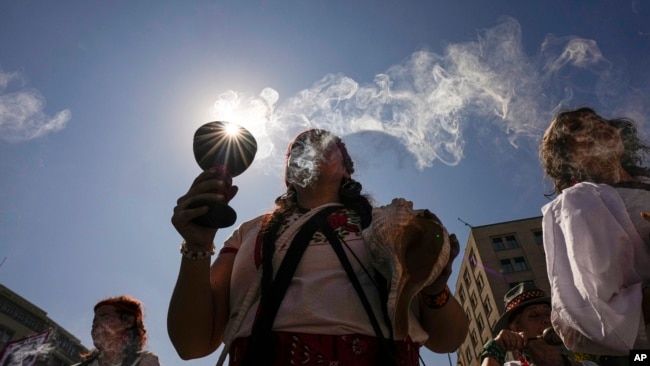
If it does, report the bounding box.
[477,314,485,332]
[469,329,478,346]
[1,302,15,316]
[505,235,519,248]
[483,296,493,316]
[513,257,529,271]
[0,301,44,331]
[24,316,45,332]
[0,325,14,350]
[501,257,529,273]
[476,273,484,292]
[492,237,505,251]
[463,268,471,286]
[492,234,519,251]
[465,347,473,362]
[465,307,472,321]
[469,249,477,268]
[470,291,478,308]
[500,259,514,273]
[458,286,466,305]
[57,335,83,359]
[533,230,543,245]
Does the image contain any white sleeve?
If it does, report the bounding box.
[542,183,643,354]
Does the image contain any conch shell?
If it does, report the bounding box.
[364,198,451,340]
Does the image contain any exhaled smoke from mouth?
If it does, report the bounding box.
[286,133,337,188]
[286,147,320,188]
[213,17,624,175]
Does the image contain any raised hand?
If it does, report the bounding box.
[171,169,238,249]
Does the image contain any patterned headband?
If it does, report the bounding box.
[504,289,547,313]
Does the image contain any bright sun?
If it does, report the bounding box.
[224,122,241,137]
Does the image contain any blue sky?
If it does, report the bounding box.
[1,1,649,365]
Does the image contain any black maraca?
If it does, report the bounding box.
[189,121,257,228]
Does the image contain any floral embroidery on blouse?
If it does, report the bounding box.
[327,211,361,235]
[276,207,362,247]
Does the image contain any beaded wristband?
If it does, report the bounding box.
[421,285,451,309]
[180,241,216,260]
[479,339,506,365]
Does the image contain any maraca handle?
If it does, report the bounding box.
[189,201,237,228]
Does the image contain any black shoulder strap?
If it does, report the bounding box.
[319,224,386,337]
[242,206,339,366]
[242,206,399,366]
[318,221,398,365]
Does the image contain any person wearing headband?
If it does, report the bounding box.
[168,129,468,366]
[540,107,650,362]
[480,282,597,366]
[74,296,160,366]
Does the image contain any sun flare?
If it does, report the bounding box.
[224,122,241,137]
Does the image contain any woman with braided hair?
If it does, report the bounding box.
[74,295,160,366]
[168,129,468,365]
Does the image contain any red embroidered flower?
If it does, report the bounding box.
[327,213,348,228]
[327,212,361,234]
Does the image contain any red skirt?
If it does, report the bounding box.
[228,332,421,366]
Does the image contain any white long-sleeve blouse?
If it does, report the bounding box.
[542,180,650,354]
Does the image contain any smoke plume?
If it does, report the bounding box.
[213,17,643,175]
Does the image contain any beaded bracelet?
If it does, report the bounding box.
[421,285,451,309]
[180,241,216,260]
[479,339,506,365]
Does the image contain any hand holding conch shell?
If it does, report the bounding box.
[364,198,455,339]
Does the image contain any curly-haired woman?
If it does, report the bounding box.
[540,107,650,358]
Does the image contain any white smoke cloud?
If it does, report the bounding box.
[0,69,71,142]
[212,17,638,174]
